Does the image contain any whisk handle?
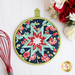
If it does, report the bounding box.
[8,72,14,75]
[7,67,14,75]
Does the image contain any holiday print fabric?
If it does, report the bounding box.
[14,18,60,65]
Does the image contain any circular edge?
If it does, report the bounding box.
[61,61,72,72]
[13,17,61,65]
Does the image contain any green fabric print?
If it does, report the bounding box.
[31,23,35,27]
[26,32,29,35]
[42,20,47,25]
[26,25,30,28]
[47,22,52,26]
[16,34,23,39]
[20,49,25,54]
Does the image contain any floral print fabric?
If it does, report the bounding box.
[14,19,60,65]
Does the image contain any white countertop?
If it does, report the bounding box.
[0,0,75,75]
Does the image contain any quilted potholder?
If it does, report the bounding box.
[13,8,61,65]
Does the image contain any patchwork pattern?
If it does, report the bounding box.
[14,18,60,65]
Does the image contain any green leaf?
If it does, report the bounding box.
[66,20,73,26]
[72,21,75,25]
[66,21,71,24]
[47,7,51,11]
[67,20,75,26]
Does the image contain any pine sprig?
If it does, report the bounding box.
[47,7,51,11]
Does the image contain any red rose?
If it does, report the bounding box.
[53,1,75,23]
[68,0,75,3]
[53,2,70,23]
[59,5,70,23]
[59,13,68,23]
[23,52,30,58]
[69,3,75,13]
[53,2,68,13]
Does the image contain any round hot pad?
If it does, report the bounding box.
[13,8,61,65]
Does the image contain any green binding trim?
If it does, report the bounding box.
[13,8,61,65]
[13,17,61,65]
[34,8,40,17]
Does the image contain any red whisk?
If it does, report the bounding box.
[0,30,14,75]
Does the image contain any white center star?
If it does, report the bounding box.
[33,37,41,45]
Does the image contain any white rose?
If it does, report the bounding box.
[64,26,75,41]
[69,13,75,21]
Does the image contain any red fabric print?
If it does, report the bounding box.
[31,19,33,21]
[30,53,36,60]
[46,31,49,34]
[46,26,56,31]
[59,6,69,23]
[21,41,25,44]
[18,26,24,31]
[26,21,30,25]
[23,38,27,41]
[48,38,57,45]
[17,31,22,36]
[50,26,56,31]
[53,48,57,52]
[52,32,58,36]
[50,54,53,56]
[27,31,46,50]
[33,26,37,30]
[53,2,68,13]
[37,60,39,64]
[41,54,49,62]
[23,52,30,58]
[58,38,60,40]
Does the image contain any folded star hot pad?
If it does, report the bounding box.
[13,8,61,65]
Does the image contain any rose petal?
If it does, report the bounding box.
[68,0,75,3]
[53,3,65,13]
[59,13,68,23]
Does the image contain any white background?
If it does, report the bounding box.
[0,0,75,75]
